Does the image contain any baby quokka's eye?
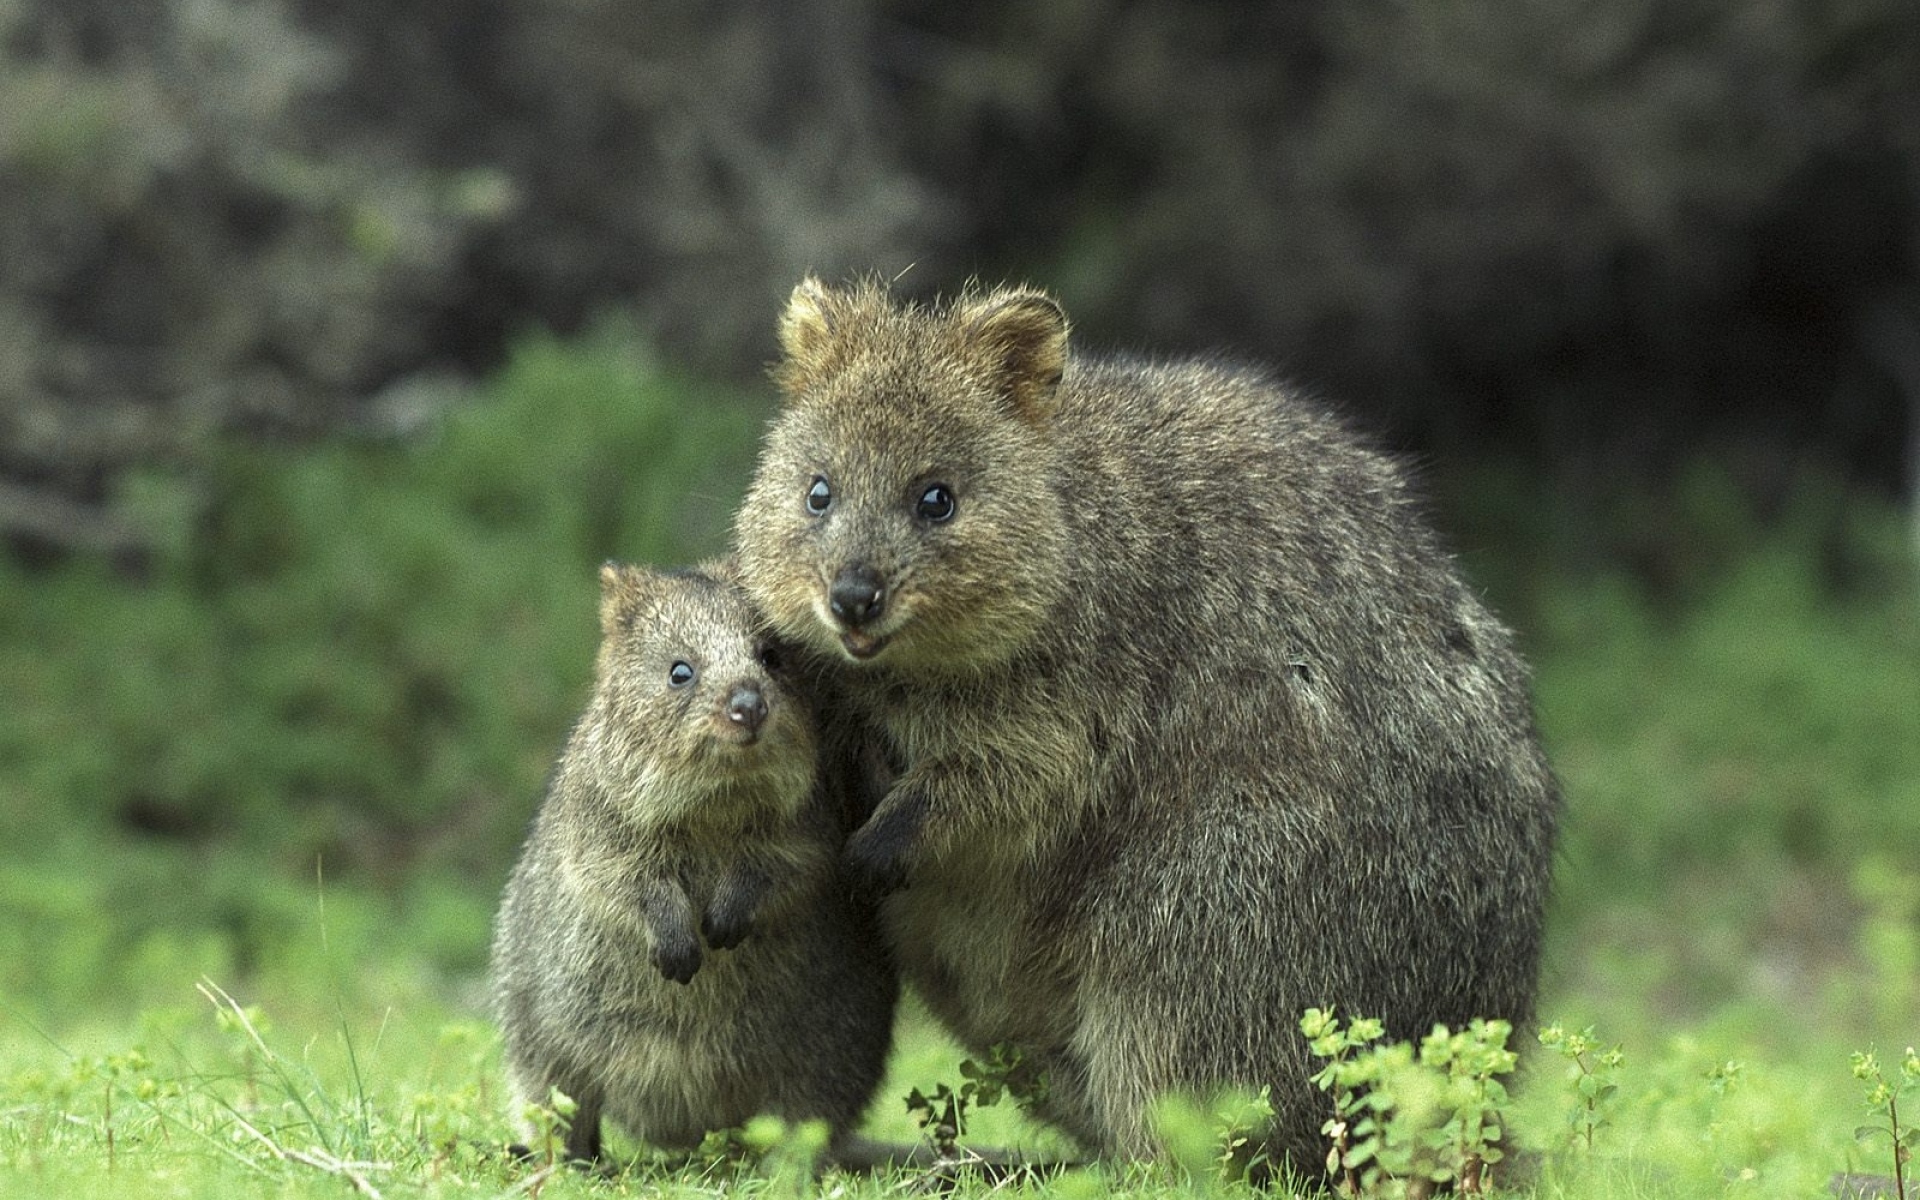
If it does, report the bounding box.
[668,661,696,688]
[916,483,956,524]
[805,476,833,516]
[755,641,782,673]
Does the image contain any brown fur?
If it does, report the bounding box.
[489,559,896,1162]
[734,279,1561,1171]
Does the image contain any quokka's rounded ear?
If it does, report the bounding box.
[959,287,1070,423]
[597,560,653,636]
[773,276,840,396]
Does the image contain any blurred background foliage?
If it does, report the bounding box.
[0,0,1916,1049]
[4,0,1917,515]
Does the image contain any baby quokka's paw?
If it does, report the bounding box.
[700,864,770,952]
[700,903,754,953]
[649,927,702,985]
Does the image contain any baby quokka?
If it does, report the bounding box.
[490,560,894,1163]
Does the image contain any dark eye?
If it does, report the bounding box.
[755,642,782,673]
[668,661,695,688]
[916,483,956,524]
[805,476,832,516]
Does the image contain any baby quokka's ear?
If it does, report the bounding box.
[957,286,1070,424]
[598,560,653,637]
[777,276,834,373]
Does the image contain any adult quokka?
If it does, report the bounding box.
[733,278,1560,1170]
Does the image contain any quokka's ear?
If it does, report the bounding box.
[598,560,653,637]
[773,276,840,396]
[959,287,1070,423]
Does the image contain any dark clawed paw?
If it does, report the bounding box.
[700,909,753,952]
[842,823,912,899]
[651,941,702,985]
[843,785,931,899]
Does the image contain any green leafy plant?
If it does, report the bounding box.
[403,1021,495,1169]
[192,979,402,1197]
[1303,1006,1388,1194]
[1851,1046,1920,1200]
[902,1082,965,1159]
[1419,1020,1516,1193]
[1539,1022,1626,1152]
[1212,1086,1277,1182]
[1350,1041,1433,1195]
[904,1042,1048,1159]
[1303,1009,1516,1197]
[1150,1085,1277,1187]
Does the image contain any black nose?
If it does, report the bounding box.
[829,566,886,628]
[725,687,767,733]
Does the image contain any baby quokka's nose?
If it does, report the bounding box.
[829,565,886,628]
[725,686,767,733]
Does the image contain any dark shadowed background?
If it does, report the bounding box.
[6,0,1918,521]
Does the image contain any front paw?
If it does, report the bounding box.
[650,932,702,985]
[843,788,930,898]
[700,905,753,952]
[843,826,909,898]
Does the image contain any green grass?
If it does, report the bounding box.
[1,332,1916,1196]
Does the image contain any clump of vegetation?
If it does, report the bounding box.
[1302,1008,1517,1197]
[904,1042,1049,1160]
[1850,1046,1919,1200]
[517,1086,580,1174]
[736,1114,833,1198]
[1149,1085,1278,1188]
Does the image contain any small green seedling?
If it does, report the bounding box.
[1150,1085,1276,1186]
[1213,1086,1277,1182]
[1851,1045,1920,1200]
[1539,1022,1625,1153]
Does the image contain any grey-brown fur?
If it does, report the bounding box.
[733,279,1560,1171]
[489,559,896,1162]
